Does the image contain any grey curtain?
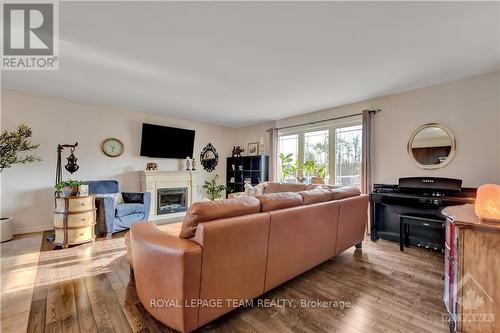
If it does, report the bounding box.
[362,110,372,235]
[361,110,372,194]
[268,128,279,182]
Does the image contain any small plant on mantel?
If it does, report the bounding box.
[203,175,230,200]
[55,179,86,197]
[0,123,41,173]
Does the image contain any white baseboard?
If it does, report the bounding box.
[14,225,54,235]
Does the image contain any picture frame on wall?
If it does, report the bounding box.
[248,142,259,156]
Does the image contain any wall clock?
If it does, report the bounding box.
[102,138,124,157]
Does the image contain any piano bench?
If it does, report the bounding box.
[399,214,445,252]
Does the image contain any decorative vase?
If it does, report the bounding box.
[78,184,89,197]
[185,157,191,171]
[259,137,265,155]
[191,158,196,171]
[62,186,79,197]
[0,217,13,242]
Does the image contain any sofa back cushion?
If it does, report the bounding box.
[256,192,303,212]
[298,189,334,205]
[305,184,339,191]
[330,186,361,200]
[180,196,261,238]
[263,182,308,194]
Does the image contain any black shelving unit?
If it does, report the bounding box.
[226,155,269,196]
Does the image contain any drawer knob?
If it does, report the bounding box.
[81,203,85,206]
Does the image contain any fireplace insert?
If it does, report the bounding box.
[157,187,188,215]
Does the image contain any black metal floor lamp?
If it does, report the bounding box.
[55,142,79,186]
[49,142,79,242]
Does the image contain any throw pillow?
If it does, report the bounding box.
[253,182,266,195]
[95,192,124,205]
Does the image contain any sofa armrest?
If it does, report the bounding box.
[130,222,201,333]
[334,194,369,255]
[94,196,115,237]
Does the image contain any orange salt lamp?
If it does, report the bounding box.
[475,184,500,222]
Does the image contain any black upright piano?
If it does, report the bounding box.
[370,177,476,251]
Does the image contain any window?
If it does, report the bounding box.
[277,119,362,188]
[304,130,329,182]
[335,125,362,187]
[278,134,299,182]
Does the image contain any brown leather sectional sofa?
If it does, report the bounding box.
[126,183,368,333]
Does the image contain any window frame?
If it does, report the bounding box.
[277,117,362,185]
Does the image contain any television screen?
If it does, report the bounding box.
[140,123,195,159]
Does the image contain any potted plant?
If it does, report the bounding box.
[0,124,41,242]
[302,158,327,184]
[55,179,86,197]
[202,175,230,200]
[279,153,298,182]
[310,163,327,184]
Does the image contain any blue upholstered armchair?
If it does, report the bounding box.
[87,180,151,238]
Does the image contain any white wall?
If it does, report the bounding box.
[2,71,499,233]
[1,90,234,233]
[235,72,500,188]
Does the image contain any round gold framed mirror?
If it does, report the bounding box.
[407,123,456,169]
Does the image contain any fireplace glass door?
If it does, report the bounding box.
[157,187,188,215]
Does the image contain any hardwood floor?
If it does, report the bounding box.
[1,232,449,333]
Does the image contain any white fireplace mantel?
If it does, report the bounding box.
[140,170,197,221]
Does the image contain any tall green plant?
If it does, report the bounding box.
[0,124,41,172]
[278,153,297,181]
[202,175,229,200]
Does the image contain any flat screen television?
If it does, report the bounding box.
[140,123,195,159]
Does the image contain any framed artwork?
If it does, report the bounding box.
[248,142,259,156]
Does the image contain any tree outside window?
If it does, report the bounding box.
[277,120,362,187]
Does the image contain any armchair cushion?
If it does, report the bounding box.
[116,203,146,218]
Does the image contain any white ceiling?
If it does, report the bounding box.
[2,2,499,127]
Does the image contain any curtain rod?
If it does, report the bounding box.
[266,109,381,132]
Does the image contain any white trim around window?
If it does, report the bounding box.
[277,115,362,186]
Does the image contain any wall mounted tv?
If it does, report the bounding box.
[140,123,195,159]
